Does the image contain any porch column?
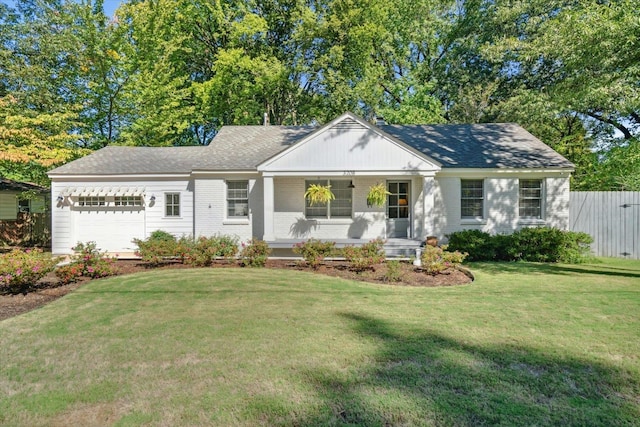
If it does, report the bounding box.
[263,175,275,240]
[422,176,435,236]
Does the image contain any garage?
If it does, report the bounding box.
[68,188,146,255]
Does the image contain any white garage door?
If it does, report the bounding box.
[73,209,145,254]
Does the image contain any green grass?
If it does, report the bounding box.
[1,259,639,426]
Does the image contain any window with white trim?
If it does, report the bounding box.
[114,196,143,206]
[77,196,106,206]
[519,179,542,218]
[461,179,484,218]
[305,179,352,218]
[165,193,180,217]
[227,180,249,218]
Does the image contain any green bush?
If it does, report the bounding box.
[0,248,60,294]
[384,260,402,282]
[293,239,336,269]
[445,229,495,261]
[446,227,593,263]
[511,227,593,263]
[149,230,176,242]
[341,238,386,272]
[133,231,179,265]
[239,238,271,267]
[135,233,244,266]
[184,235,239,266]
[420,245,467,275]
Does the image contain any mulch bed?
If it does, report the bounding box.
[0,259,472,322]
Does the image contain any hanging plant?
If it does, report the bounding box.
[366,183,391,207]
[304,184,335,206]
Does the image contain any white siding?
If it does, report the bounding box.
[273,177,387,240]
[50,178,193,256]
[433,174,571,241]
[262,126,438,173]
[194,175,258,243]
[545,177,570,229]
[51,182,73,254]
[250,178,264,239]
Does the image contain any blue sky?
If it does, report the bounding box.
[2,0,122,17]
[101,0,121,16]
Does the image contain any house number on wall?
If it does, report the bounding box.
[343,170,355,176]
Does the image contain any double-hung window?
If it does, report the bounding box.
[227,180,249,218]
[519,179,542,218]
[305,179,352,219]
[461,179,484,218]
[165,193,180,217]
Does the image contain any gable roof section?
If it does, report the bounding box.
[198,125,316,171]
[48,113,573,176]
[381,123,574,169]
[258,112,441,172]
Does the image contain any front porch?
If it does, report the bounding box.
[266,238,425,258]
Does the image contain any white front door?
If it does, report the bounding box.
[386,181,410,238]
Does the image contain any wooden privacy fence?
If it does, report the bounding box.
[570,192,640,259]
[0,212,51,248]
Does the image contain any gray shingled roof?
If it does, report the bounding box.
[48,120,572,176]
[380,123,574,169]
[0,177,48,192]
[48,146,209,175]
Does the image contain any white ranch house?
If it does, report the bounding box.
[48,112,573,257]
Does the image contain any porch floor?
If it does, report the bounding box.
[266,238,424,258]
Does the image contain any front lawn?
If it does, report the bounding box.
[1,259,639,426]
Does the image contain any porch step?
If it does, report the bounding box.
[267,238,424,259]
[383,238,423,258]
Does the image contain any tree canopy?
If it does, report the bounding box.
[0,0,637,188]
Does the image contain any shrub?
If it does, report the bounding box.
[293,239,336,269]
[55,263,84,284]
[0,248,60,294]
[55,241,119,284]
[384,259,402,282]
[420,245,467,275]
[239,238,271,267]
[149,230,176,242]
[511,227,593,263]
[446,230,495,261]
[133,231,179,265]
[341,238,386,272]
[447,227,593,263]
[184,235,239,266]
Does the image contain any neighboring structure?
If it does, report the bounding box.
[0,177,50,247]
[0,177,48,219]
[47,112,574,256]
